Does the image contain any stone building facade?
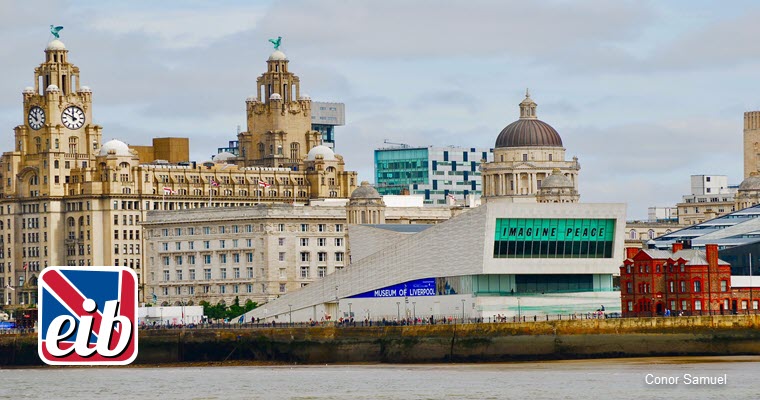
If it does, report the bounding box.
[0,39,357,307]
[144,204,348,306]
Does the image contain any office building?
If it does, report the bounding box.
[375,145,492,205]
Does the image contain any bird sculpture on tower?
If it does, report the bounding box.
[50,25,64,39]
[268,36,282,51]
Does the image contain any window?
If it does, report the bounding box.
[203,227,211,234]
[300,266,309,278]
[203,240,210,249]
[204,269,211,280]
[335,238,343,247]
[233,239,238,248]
[162,256,170,266]
[693,280,701,293]
[627,301,633,311]
[204,255,211,264]
[220,268,227,279]
[188,255,196,265]
[278,224,285,232]
[681,300,687,310]
[233,267,240,278]
[279,252,285,261]
[300,224,309,232]
[721,280,727,292]
[189,269,196,280]
[163,270,170,281]
[233,253,240,263]
[680,281,686,293]
[668,281,674,293]
[175,256,182,266]
[219,285,226,294]
[246,239,253,247]
[301,252,310,262]
[175,242,181,251]
[300,238,309,246]
[247,267,253,278]
[317,238,326,246]
[219,254,227,264]
[335,224,343,232]
[176,270,183,280]
[220,240,226,249]
[335,252,344,262]
[318,224,326,232]
[626,281,632,293]
[279,238,285,246]
[318,266,327,278]
[189,241,194,250]
[279,283,286,293]
[318,252,327,262]
[754,300,759,310]
[247,252,253,263]
[695,300,702,311]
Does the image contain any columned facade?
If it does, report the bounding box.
[481,91,580,202]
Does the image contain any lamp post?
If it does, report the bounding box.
[412,301,416,321]
[461,299,466,323]
[348,302,352,318]
[517,297,521,320]
[288,304,292,325]
[396,301,400,320]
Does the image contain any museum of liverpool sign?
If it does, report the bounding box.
[349,278,437,298]
[493,218,615,259]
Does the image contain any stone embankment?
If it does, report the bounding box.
[3,315,760,366]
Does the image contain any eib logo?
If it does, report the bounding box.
[38,266,138,365]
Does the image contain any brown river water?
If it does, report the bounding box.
[1,356,758,399]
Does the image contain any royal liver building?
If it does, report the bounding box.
[0,36,357,307]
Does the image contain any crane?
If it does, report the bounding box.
[383,139,410,148]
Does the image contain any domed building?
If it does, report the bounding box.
[481,91,580,202]
[536,168,579,203]
[347,181,386,224]
[736,172,760,209]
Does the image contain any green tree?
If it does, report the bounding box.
[244,299,258,312]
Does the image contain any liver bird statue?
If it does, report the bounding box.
[268,36,282,51]
[50,25,64,39]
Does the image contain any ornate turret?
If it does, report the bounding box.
[238,37,321,170]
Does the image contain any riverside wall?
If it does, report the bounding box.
[3,315,760,366]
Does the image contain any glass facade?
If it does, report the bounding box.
[374,148,429,195]
[493,218,615,258]
[718,243,760,276]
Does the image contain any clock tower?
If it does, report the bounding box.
[6,38,103,199]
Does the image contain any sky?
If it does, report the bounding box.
[1,0,759,219]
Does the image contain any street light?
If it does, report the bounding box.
[396,301,400,320]
[461,299,466,323]
[517,297,521,320]
[288,304,292,325]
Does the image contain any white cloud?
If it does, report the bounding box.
[87,6,266,49]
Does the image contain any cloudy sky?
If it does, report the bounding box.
[1,0,758,219]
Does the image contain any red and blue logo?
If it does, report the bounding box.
[38,266,138,365]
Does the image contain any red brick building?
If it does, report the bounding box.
[620,243,759,316]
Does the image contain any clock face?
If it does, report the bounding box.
[61,106,85,130]
[27,106,45,130]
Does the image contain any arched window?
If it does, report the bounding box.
[67,217,75,227]
[29,175,38,186]
[54,160,59,169]
[648,229,655,240]
[119,162,130,169]
[34,137,41,153]
[258,142,264,158]
[54,138,59,149]
[629,230,637,240]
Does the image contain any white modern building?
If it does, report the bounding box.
[677,175,738,225]
[242,199,626,322]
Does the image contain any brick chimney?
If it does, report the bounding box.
[705,244,718,268]
[625,247,639,259]
[672,242,683,253]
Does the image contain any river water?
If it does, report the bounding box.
[1,356,758,399]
